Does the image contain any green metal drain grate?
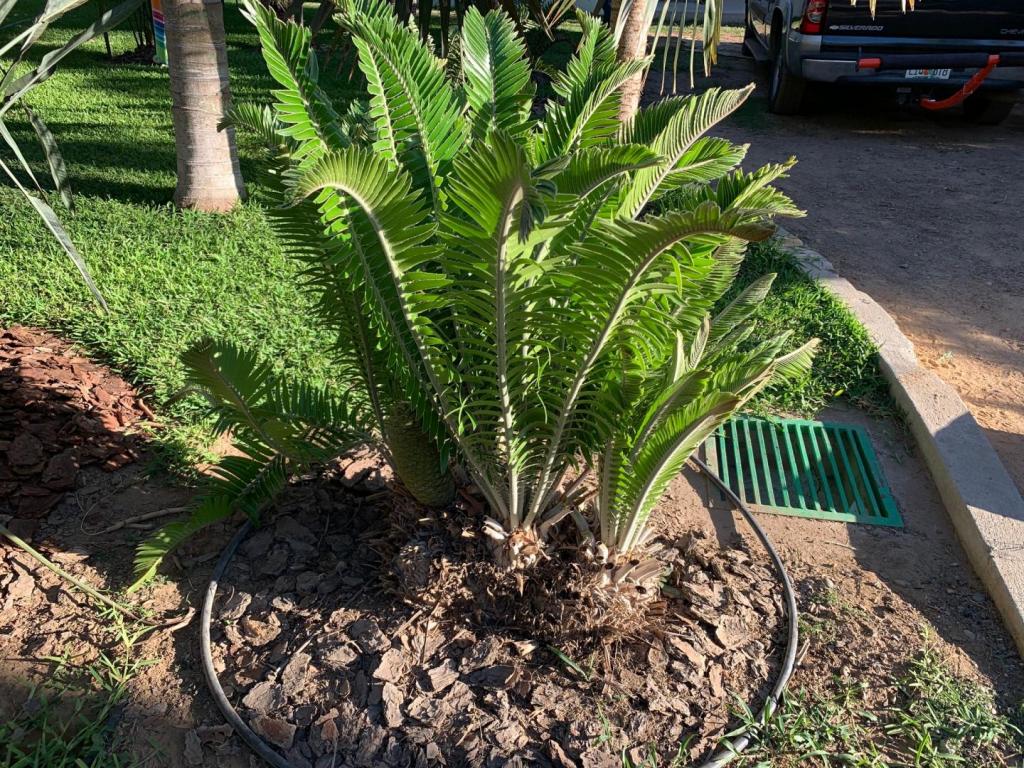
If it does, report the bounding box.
[703,415,902,527]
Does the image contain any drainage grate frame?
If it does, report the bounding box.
[703,415,903,527]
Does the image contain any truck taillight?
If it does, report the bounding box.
[800,0,827,34]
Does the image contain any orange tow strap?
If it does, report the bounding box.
[921,55,1000,111]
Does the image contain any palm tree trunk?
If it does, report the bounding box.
[616,0,648,123]
[165,0,245,211]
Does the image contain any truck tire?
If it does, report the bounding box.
[768,41,806,114]
[963,93,1017,126]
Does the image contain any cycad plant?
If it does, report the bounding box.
[133,0,816,586]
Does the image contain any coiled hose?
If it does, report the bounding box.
[200,460,799,768]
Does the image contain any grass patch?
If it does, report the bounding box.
[0,607,157,767]
[727,239,894,419]
[731,639,1024,767]
[0,1,357,469]
[887,644,1024,765]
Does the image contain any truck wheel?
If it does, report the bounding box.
[963,93,1016,126]
[768,42,806,114]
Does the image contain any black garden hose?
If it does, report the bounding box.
[693,455,800,768]
[200,521,292,768]
[200,461,799,768]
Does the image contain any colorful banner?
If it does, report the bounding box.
[152,0,167,65]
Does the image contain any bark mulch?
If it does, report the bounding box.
[205,470,785,768]
[0,326,150,527]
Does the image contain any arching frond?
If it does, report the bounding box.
[709,273,776,345]
[219,103,284,153]
[343,6,467,214]
[617,85,754,219]
[131,340,371,589]
[551,145,661,198]
[536,56,651,162]
[242,0,348,155]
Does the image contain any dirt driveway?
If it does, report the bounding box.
[654,45,1024,496]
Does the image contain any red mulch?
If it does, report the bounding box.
[0,326,150,521]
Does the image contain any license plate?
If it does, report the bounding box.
[905,68,952,80]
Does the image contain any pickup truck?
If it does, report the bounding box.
[743,0,1024,123]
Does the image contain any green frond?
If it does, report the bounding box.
[553,10,618,100]
[130,447,290,590]
[551,145,661,198]
[129,496,234,591]
[618,96,688,146]
[461,8,534,141]
[130,340,376,589]
[295,146,461,473]
[206,449,289,522]
[673,160,804,220]
[182,339,276,437]
[708,272,776,345]
[613,392,740,550]
[440,131,548,521]
[242,0,347,155]
[219,102,284,153]
[617,85,754,219]
[771,338,820,384]
[659,137,749,191]
[520,202,775,525]
[536,56,651,162]
[344,7,467,213]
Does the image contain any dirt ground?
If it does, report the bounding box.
[680,402,1024,695]
[3,385,1023,765]
[668,45,1024,496]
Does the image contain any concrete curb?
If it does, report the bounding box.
[777,229,1024,659]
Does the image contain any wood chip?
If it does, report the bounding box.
[427,660,459,693]
[382,682,404,728]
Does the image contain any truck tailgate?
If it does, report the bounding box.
[824,0,1024,42]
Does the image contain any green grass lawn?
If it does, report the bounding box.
[0,2,358,466]
[1,1,889,470]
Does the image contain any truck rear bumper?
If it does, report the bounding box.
[787,31,1024,90]
[801,58,1024,90]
